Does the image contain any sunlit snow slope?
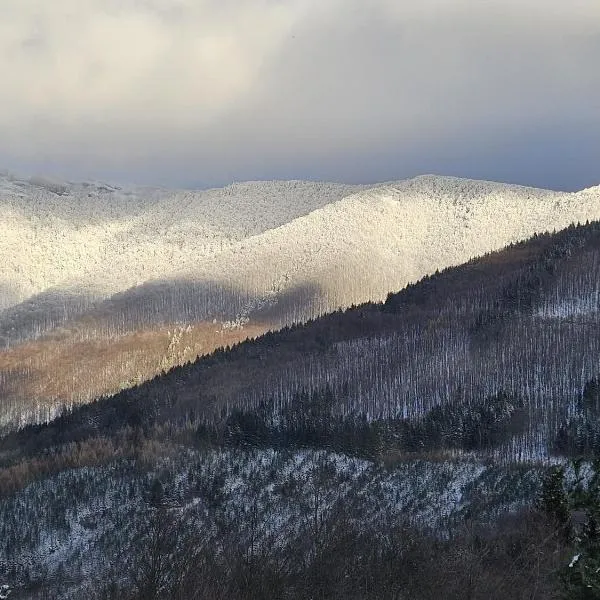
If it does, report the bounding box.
[0,172,366,312]
[0,170,599,428]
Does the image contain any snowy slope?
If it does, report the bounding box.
[1,171,599,343]
[169,175,600,322]
[0,171,366,311]
[0,172,599,429]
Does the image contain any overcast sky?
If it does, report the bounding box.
[1,0,599,191]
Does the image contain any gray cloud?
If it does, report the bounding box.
[1,0,599,190]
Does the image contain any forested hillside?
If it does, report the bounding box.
[2,221,600,598]
[7,220,597,462]
[2,174,600,432]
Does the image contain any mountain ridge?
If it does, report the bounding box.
[2,172,596,321]
[5,219,599,459]
[1,171,599,431]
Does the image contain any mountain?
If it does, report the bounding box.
[0,172,367,310]
[1,172,599,431]
[6,219,600,462]
[3,220,599,599]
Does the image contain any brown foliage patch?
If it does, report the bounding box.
[0,320,271,424]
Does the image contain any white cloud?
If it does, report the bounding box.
[0,0,599,186]
[2,2,297,122]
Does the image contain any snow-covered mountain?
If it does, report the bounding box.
[1,171,599,428]
[0,172,367,312]
[2,172,599,332]
[184,176,597,320]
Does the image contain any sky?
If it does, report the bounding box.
[1,0,599,191]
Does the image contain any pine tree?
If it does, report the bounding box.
[540,460,600,598]
[561,460,600,599]
[538,465,570,535]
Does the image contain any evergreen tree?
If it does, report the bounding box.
[561,460,600,599]
[540,460,600,598]
[539,465,570,535]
